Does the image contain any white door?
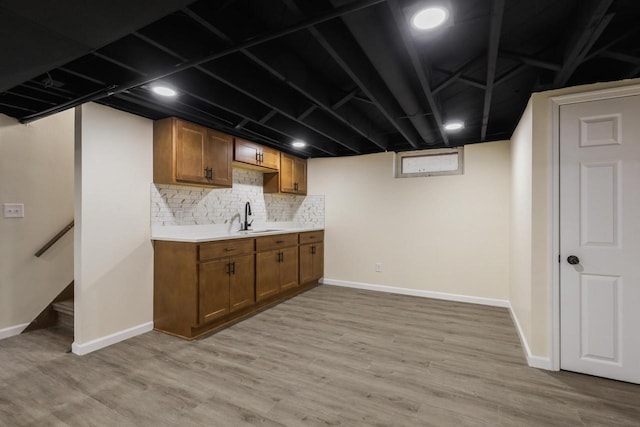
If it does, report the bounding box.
[560,95,640,384]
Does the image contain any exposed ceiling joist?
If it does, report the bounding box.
[433,67,486,91]
[386,0,448,145]
[63,62,318,155]
[3,0,640,157]
[480,0,505,141]
[18,0,386,123]
[553,0,615,87]
[319,0,439,146]
[500,50,560,71]
[598,50,640,64]
[583,27,639,62]
[331,89,359,110]
[182,6,388,151]
[297,105,317,121]
[283,0,424,149]
[432,56,484,95]
[131,33,358,155]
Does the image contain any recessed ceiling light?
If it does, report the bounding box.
[412,7,449,30]
[292,140,306,148]
[444,121,464,131]
[151,85,177,97]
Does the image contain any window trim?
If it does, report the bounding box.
[394,147,464,178]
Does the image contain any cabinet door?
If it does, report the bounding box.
[299,243,314,284]
[256,250,280,301]
[294,156,307,195]
[260,146,280,170]
[234,138,260,166]
[279,153,306,194]
[300,242,323,284]
[207,130,233,187]
[312,242,324,281]
[229,254,255,312]
[279,153,296,193]
[176,120,208,184]
[280,246,299,291]
[199,258,230,324]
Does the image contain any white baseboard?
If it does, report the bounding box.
[0,322,29,340]
[321,278,510,308]
[72,321,153,356]
[507,305,554,370]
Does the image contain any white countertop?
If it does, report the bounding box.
[151,222,323,243]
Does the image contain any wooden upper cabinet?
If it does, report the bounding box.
[153,117,233,188]
[267,152,307,195]
[207,129,233,187]
[234,138,280,171]
[175,120,208,184]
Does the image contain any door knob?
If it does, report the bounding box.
[567,255,580,265]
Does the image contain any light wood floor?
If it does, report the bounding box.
[1,285,638,426]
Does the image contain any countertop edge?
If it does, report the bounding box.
[151,227,324,243]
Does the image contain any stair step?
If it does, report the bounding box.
[52,299,74,317]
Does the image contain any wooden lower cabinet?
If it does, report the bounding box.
[256,235,298,301]
[300,242,324,284]
[199,258,231,323]
[199,253,254,324]
[229,254,255,312]
[154,231,322,339]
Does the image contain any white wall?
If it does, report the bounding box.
[0,111,74,337]
[73,103,153,354]
[308,141,510,303]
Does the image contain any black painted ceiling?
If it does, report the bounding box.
[1,0,639,157]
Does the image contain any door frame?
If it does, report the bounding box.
[549,83,640,371]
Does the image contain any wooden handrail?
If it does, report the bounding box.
[35,220,74,257]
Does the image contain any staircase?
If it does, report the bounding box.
[52,299,74,330]
[22,281,74,335]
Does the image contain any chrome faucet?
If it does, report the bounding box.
[242,201,253,231]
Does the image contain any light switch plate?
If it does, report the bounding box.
[3,203,24,218]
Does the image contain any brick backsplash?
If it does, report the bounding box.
[151,168,324,227]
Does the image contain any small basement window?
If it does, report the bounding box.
[395,147,464,178]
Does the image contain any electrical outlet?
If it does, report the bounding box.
[375,262,382,272]
[3,203,24,218]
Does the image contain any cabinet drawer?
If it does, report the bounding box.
[199,238,254,261]
[299,231,324,244]
[255,233,298,252]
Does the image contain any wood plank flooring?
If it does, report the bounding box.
[1,285,638,426]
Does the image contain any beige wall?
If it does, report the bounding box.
[511,77,640,358]
[74,103,153,351]
[509,99,533,349]
[308,141,510,301]
[0,111,74,335]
